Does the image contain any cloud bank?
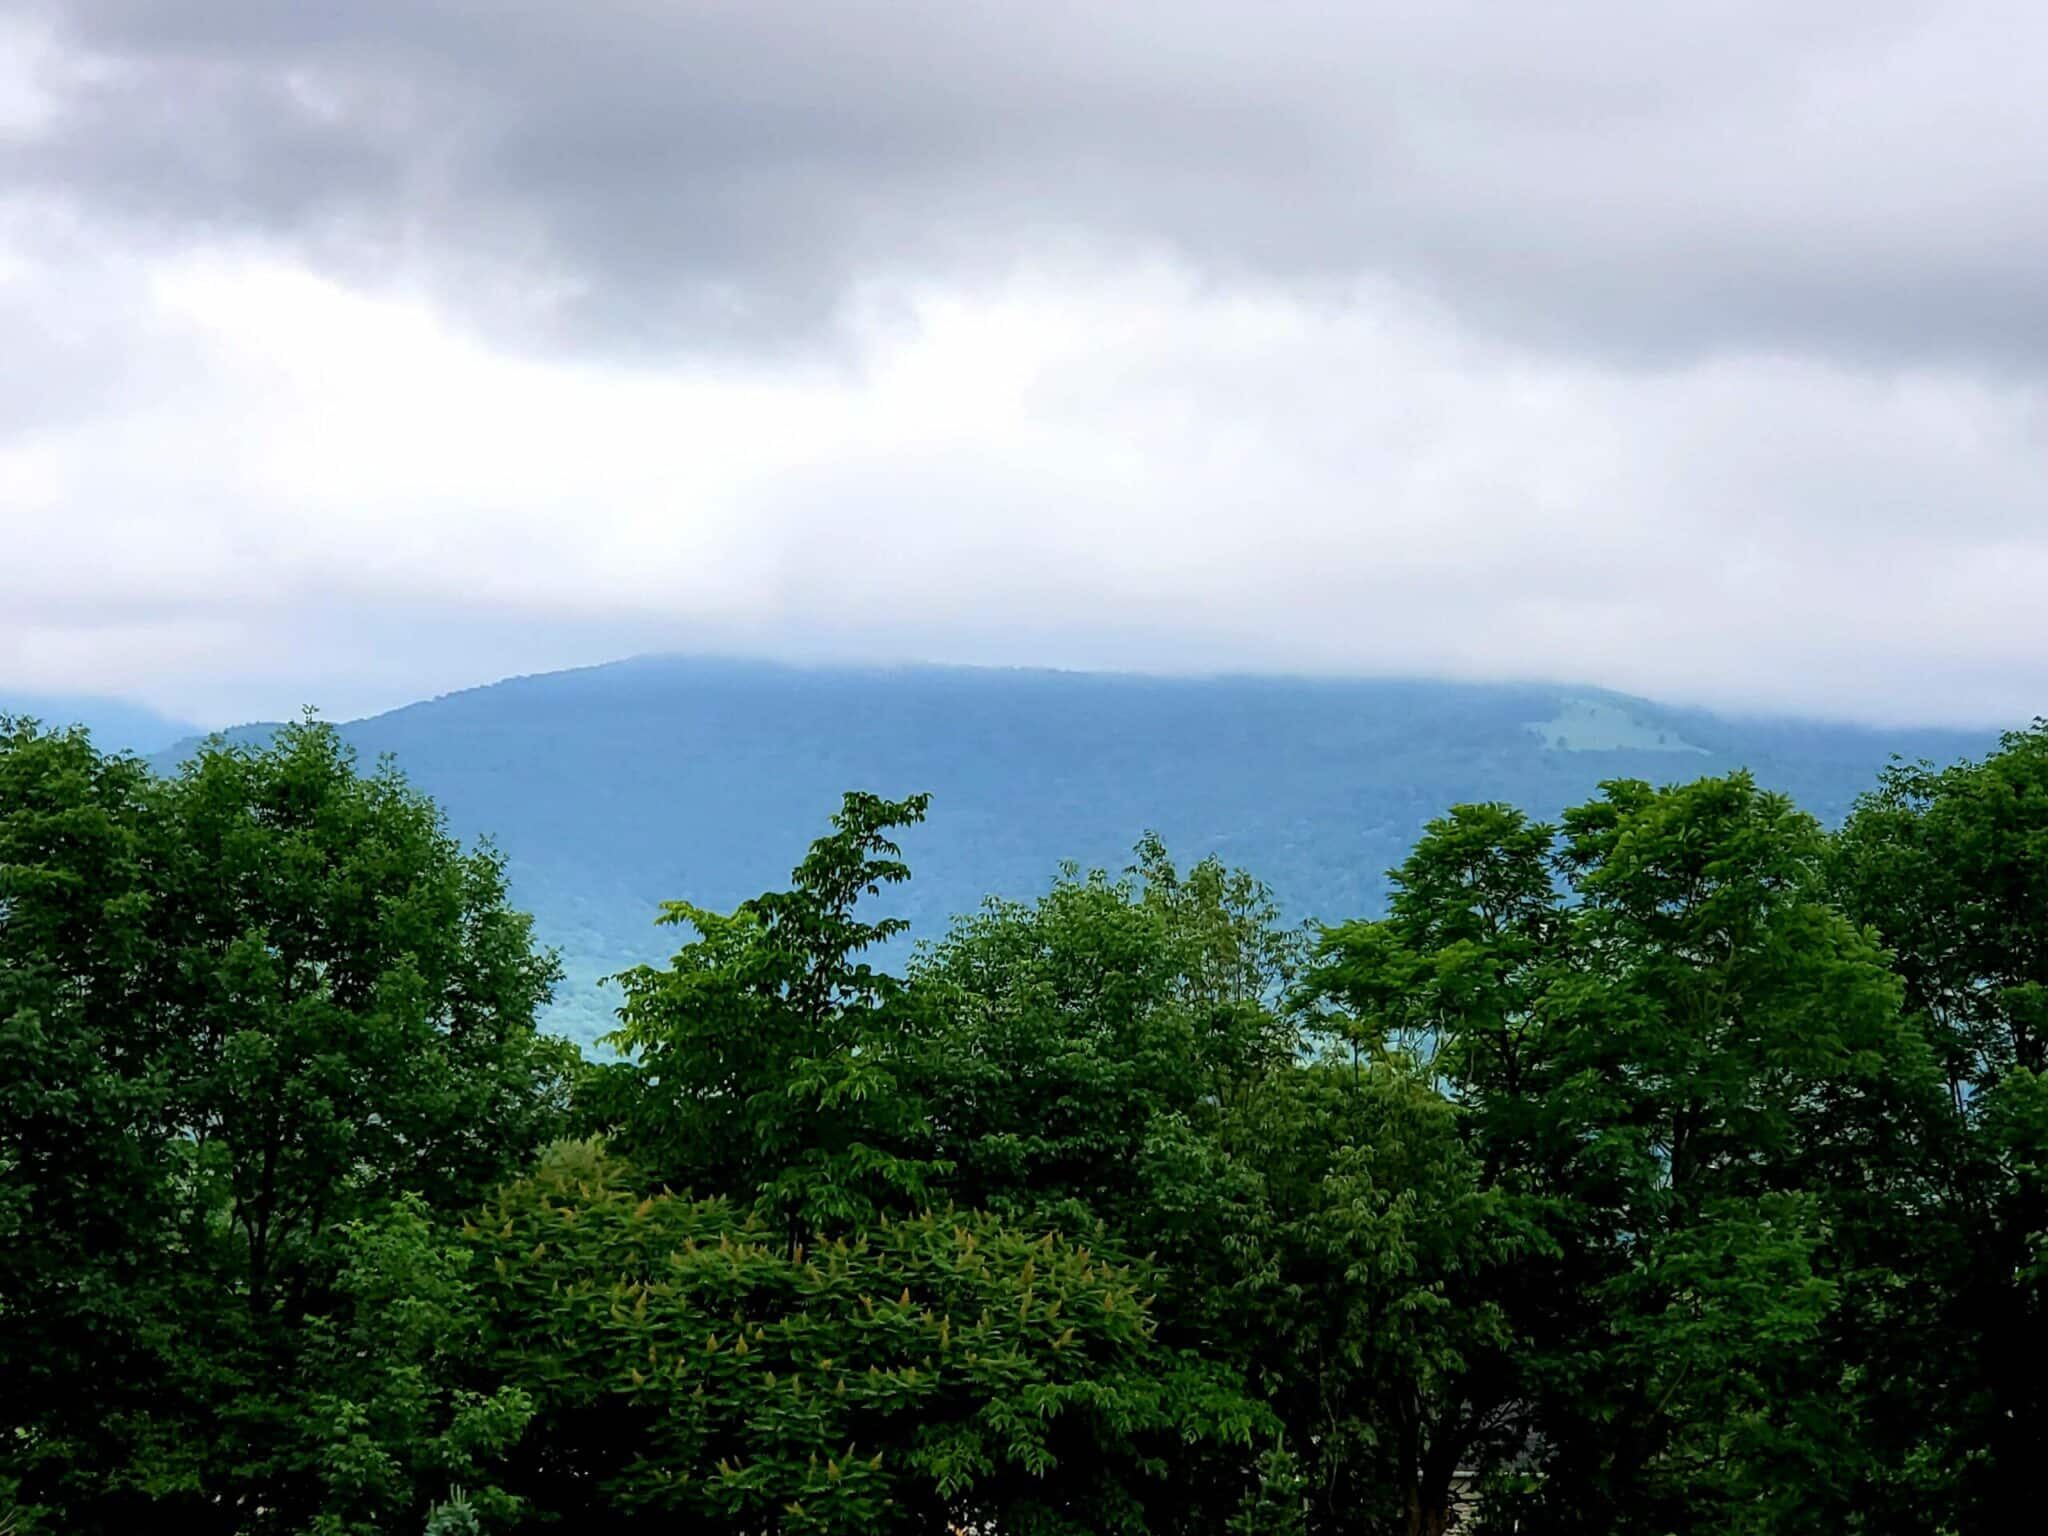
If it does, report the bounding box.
[3,1,2045,725]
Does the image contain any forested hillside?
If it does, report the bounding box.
[6,711,2045,1534]
[150,656,1992,1039]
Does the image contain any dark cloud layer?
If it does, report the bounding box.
[15,0,2048,364]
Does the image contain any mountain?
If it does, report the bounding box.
[155,656,2000,1042]
[2,692,202,757]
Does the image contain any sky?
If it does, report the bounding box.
[3,1,2046,728]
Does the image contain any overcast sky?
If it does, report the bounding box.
[4,1,2046,726]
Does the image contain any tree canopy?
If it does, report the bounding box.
[5,712,2046,1535]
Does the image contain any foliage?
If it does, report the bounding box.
[594,791,945,1232]
[1212,1060,1538,1536]
[909,836,1302,1234]
[1831,722,2048,1528]
[0,717,574,1533]
[0,719,182,1525]
[10,706,2048,1535]
[154,718,572,1305]
[293,1197,536,1535]
[1305,777,1940,1534]
[465,1141,1276,1534]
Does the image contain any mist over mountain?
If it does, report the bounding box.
[135,656,1994,1041]
[1,693,201,757]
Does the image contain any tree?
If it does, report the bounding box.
[1301,803,1567,1535]
[911,838,1302,1235]
[153,721,572,1313]
[0,718,575,1533]
[0,719,183,1525]
[1832,723,2048,1528]
[462,1141,1282,1534]
[914,832,1544,1536]
[1200,1060,1533,1536]
[1307,779,1941,1534]
[290,1196,537,1536]
[13,713,2040,1533]
[595,791,944,1234]
[1539,775,1939,1533]
[555,808,1295,1531]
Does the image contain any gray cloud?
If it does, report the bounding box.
[13,0,2048,365]
[5,0,2048,730]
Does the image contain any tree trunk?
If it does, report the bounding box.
[1404,1486,1453,1536]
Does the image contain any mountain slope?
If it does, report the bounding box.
[158,656,1999,1040]
[3,692,202,756]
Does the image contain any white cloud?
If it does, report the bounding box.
[5,1,2047,729]
[4,216,2044,727]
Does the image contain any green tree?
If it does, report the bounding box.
[1832,723,2048,1528]
[554,809,1294,1530]
[291,1196,536,1536]
[1302,804,1568,1535]
[594,791,944,1233]
[1308,779,1940,1534]
[0,718,575,1533]
[932,820,1554,1536]
[154,720,572,1313]
[13,711,2034,1535]
[911,838,1302,1234]
[0,719,185,1526]
[1547,775,1938,1530]
[463,1140,1280,1534]
[1203,1061,1533,1536]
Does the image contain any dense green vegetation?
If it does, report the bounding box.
[143,655,1994,1040]
[6,708,2046,1533]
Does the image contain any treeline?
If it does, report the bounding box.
[1,717,2044,1535]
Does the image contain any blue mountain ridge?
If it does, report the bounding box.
[149,655,2001,1042]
